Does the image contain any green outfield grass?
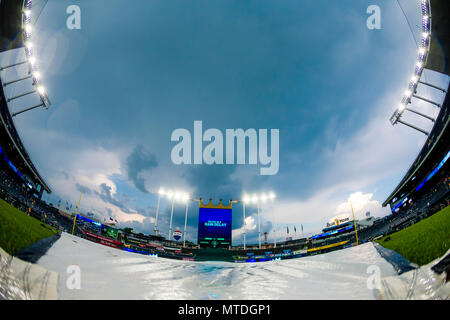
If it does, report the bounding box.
[375,205,450,266]
[0,197,58,255]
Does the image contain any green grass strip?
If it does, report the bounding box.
[0,197,58,255]
[375,205,450,266]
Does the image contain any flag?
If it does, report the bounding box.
[301,224,303,233]
[287,226,289,234]
[294,226,297,233]
[110,217,113,221]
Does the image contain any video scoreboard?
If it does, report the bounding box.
[198,199,232,248]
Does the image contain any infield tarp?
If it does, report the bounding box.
[35,232,398,300]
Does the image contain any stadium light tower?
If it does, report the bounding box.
[167,190,188,241]
[153,188,165,235]
[242,195,251,250]
[182,193,190,247]
[243,191,276,249]
[268,192,277,248]
[168,191,175,241]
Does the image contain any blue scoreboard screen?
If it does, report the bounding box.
[198,207,232,248]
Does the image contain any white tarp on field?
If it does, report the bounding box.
[0,247,58,300]
[35,233,399,300]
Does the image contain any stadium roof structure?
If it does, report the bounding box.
[383,85,449,207]
[383,0,450,208]
[0,77,51,194]
[0,0,25,52]
[425,0,450,76]
[0,0,51,194]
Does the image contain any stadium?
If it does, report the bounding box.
[0,0,449,301]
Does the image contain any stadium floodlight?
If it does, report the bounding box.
[183,198,190,247]
[242,191,277,249]
[28,56,36,66]
[24,9,31,18]
[36,86,45,95]
[158,188,165,195]
[166,190,173,199]
[181,193,189,202]
[388,0,431,132]
[260,193,267,203]
[25,42,33,50]
[32,71,40,81]
[24,24,32,34]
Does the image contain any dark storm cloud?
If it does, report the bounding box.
[97,183,133,214]
[125,145,158,193]
[183,165,241,201]
[76,183,92,195]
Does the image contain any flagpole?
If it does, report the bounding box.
[71,189,83,235]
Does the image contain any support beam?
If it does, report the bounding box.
[405,107,435,122]
[397,119,430,136]
[2,74,32,87]
[418,80,447,93]
[0,60,27,72]
[12,102,45,117]
[7,89,36,102]
[411,94,441,108]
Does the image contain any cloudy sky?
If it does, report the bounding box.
[1,0,448,244]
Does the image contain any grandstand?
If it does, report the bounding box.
[0,0,58,231]
[383,0,450,225]
[0,0,448,266]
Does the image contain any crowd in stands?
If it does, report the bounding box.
[0,167,70,232]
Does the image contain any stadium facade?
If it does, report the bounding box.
[383,0,450,223]
[0,0,448,264]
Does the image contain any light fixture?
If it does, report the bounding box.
[36,86,45,95]
[24,24,32,34]
[260,194,267,203]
